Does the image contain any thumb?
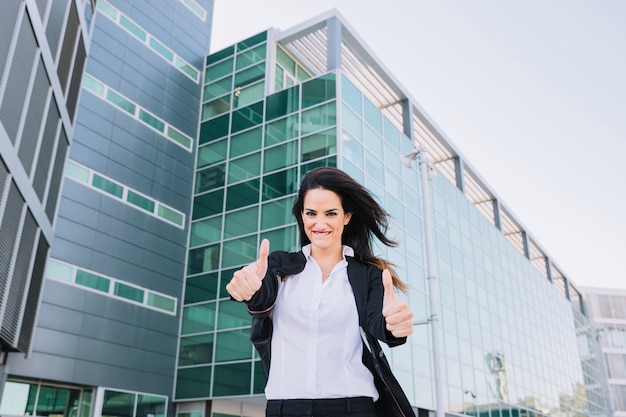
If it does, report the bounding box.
[255,239,270,279]
[382,269,395,307]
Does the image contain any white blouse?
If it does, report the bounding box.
[264,244,378,400]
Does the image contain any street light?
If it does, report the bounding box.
[402,144,444,417]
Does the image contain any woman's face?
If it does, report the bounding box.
[302,188,352,254]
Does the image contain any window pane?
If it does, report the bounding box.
[96,0,117,20]
[157,205,183,226]
[197,138,227,169]
[230,126,262,158]
[228,153,261,184]
[341,74,362,113]
[107,89,136,114]
[127,190,155,212]
[261,196,295,230]
[82,74,104,96]
[187,244,220,275]
[215,329,251,361]
[266,86,299,121]
[119,15,146,41]
[75,270,110,292]
[226,180,260,210]
[274,65,284,91]
[176,366,212,399]
[114,282,144,303]
[65,161,90,183]
[46,259,73,282]
[301,102,336,136]
[182,303,216,334]
[364,125,383,156]
[179,334,214,365]
[92,174,123,198]
[238,32,267,51]
[193,189,224,220]
[202,95,231,119]
[204,76,232,101]
[218,300,251,329]
[363,96,382,134]
[206,57,233,80]
[147,292,175,313]
[175,56,199,80]
[342,104,362,138]
[234,81,264,109]
[166,126,191,149]
[261,225,298,253]
[136,395,166,417]
[234,63,265,89]
[185,272,218,304]
[302,73,336,108]
[190,217,221,247]
[200,114,229,144]
[263,140,297,173]
[222,235,256,268]
[213,363,251,397]
[265,114,298,146]
[231,101,263,134]
[149,37,174,61]
[276,46,295,74]
[195,164,226,194]
[224,206,258,239]
[102,390,134,417]
[342,131,363,165]
[207,45,234,65]
[301,156,337,174]
[236,43,266,70]
[262,168,297,201]
[301,128,336,162]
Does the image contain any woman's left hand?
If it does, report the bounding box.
[382,269,414,338]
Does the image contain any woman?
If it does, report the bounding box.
[227,167,414,417]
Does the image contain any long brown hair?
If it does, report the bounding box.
[292,167,408,293]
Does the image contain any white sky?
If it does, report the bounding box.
[210,0,626,291]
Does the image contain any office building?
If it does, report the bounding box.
[0,4,610,417]
[0,0,212,416]
[582,287,626,417]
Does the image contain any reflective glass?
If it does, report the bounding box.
[119,15,146,41]
[202,95,230,119]
[179,334,214,366]
[190,217,222,247]
[102,390,134,417]
[114,282,143,303]
[182,302,216,334]
[302,73,336,108]
[203,76,232,101]
[222,235,257,268]
[107,90,135,114]
[363,96,382,134]
[45,259,73,282]
[263,140,298,173]
[92,174,123,198]
[225,179,260,210]
[341,75,362,113]
[207,45,234,65]
[266,86,300,121]
[166,126,191,149]
[276,46,296,74]
[193,189,224,220]
[224,206,259,238]
[342,131,363,165]
[265,114,298,146]
[200,115,229,144]
[149,37,174,61]
[342,104,362,138]
[237,32,267,51]
[301,128,336,162]
[301,156,337,174]
[234,63,265,89]
[187,244,220,275]
[236,43,266,70]
[127,190,155,212]
[228,153,261,184]
[206,57,233,80]
[261,196,296,230]
[261,225,298,253]
[230,126,262,158]
[363,125,383,157]
[136,395,166,417]
[231,101,263,134]
[383,117,402,150]
[364,151,384,187]
[197,138,227,169]
[262,168,298,201]
[195,164,225,194]
[147,293,175,313]
[215,329,251,361]
[212,362,251,396]
[234,81,264,108]
[75,270,110,292]
[175,366,212,399]
[184,272,218,304]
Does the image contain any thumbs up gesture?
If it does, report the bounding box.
[226,239,270,302]
[381,269,414,338]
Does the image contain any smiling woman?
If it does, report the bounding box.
[226,166,415,417]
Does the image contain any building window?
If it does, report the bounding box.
[0,380,92,417]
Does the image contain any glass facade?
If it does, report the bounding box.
[176,20,607,417]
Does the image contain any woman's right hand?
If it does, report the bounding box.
[226,239,270,301]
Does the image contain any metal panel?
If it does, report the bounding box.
[19,58,51,175]
[0,0,21,92]
[44,127,68,222]
[45,0,68,60]
[56,1,79,93]
[0,13,38,144]
[33,98,61,201]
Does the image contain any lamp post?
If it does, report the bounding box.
[402,144,444,417]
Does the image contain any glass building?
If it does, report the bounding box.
[582,287,626,417]
[175,10,608,417]
[0,5,612,417]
